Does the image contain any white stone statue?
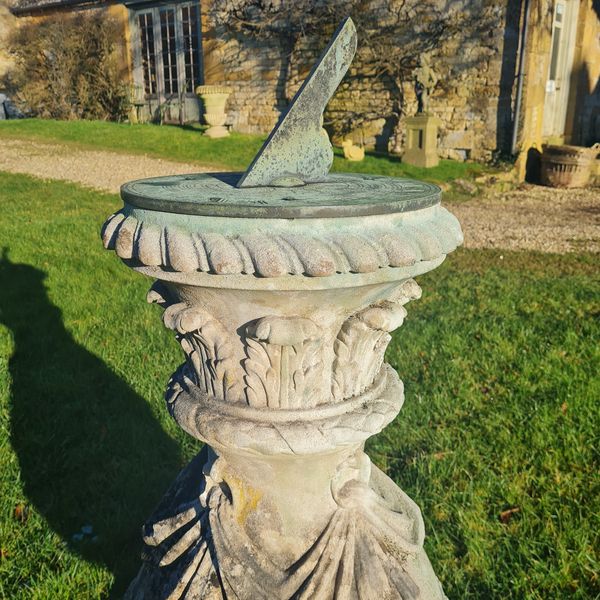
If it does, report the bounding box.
[101,19,462,600]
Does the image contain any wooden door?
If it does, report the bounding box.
[131,2,203,124]
[542,0,580,140]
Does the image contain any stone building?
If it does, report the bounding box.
[5,0,600,173]
[0,1,17,78]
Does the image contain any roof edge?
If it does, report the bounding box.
[11,0,112,16]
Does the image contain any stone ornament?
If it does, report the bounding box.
[342,139,365,161]
[195,85,232,138]
[122,275,446,599]
[103,18,461,600]
[414,52,439,115]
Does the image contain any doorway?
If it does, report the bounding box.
[130,2,203,124]
[542,0,580,140]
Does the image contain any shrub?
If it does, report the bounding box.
[6,11,128,121]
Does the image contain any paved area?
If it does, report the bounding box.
[1,138,598,253]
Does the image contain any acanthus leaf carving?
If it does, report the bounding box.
[332,279,422,401]
[243,316,325,409]
[148,281,244,403]
[243,337,278,408]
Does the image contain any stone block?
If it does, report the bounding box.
[402,115,441,168]
[441,129,475,150]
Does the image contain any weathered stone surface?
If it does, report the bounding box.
[441,129,475,150]
[125,445,446,600]
[341,139,365,161]
[102,172,461,598]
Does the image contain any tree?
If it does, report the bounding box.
[5,12,128,121]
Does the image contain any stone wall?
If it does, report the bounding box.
[0,0,17,79]
[201,31,286,132]
[5,0,598,164]
[202,0,521,161]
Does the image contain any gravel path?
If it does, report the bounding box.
[450,185,600,253]
[0,138,209,193]
[1,138,598,253]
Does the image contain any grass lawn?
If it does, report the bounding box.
[0,172,597,599]
[0,118,488,191]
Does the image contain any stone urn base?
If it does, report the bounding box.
[125,444,446,600]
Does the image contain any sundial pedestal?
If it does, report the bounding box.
[102,172,462,599]
[102,16,463,599]
[403,115,441,169]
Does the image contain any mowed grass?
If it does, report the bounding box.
[0,171,597,599]
[0,118,485,187]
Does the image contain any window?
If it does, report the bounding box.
[160,9,178,95]
[138,13,157,95]
[134,3,202,99]
[181,5,201,93]
[549,2,565,82]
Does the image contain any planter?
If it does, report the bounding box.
[195,85,232,138]
[540,143,600,188]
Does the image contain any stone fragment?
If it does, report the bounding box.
[342,139,365,161]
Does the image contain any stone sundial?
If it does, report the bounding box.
[103,17,461,600]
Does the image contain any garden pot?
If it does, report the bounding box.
[540,143,600,188]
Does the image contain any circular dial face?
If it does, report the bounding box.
[121,172,441,219]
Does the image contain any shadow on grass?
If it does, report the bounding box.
[0,254,182,597]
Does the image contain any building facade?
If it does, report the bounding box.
[6,0,600,173]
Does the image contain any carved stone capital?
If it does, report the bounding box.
[120,273,450,598]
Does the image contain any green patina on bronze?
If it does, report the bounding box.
[120,172,441,219]
[120,16,441,222]
[237,17,357,188]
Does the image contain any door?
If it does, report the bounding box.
[131,2,203,124]
[542,0,580,140]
